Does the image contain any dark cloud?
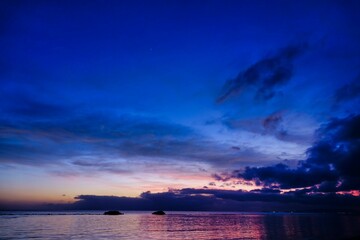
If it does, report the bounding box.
[215,114,360,192]
[2,188,359,212]
[212,173,232,182]
[238,163,337,189]
[217,43,307,103]
[334,75,360,104]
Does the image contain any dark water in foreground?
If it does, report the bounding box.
[1,211,360,239]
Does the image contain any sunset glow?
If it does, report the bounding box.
[1,0,360,213]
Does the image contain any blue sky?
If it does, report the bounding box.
[1,0,360,210]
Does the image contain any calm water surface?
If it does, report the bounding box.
[1,211,360,239]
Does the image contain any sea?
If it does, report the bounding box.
[1,211,360,239]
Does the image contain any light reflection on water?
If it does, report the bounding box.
[1,212,360,239]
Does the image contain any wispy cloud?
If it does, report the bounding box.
[262,111,287,139]
[0,101,266,170]
[221,111,315,145]
[217,43,308,103]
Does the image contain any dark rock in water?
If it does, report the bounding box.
[152,210,166,215]
[104,210,124,215]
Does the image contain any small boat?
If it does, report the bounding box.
[152,210,166,215]
[104,210,124,215]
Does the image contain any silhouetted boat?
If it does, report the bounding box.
[104,210,124,215]
[152,210,166,215]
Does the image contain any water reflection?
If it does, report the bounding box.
[262,214,360,240]
[138,213,264,239]
[1,212,360,239]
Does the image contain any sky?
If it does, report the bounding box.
[1,0,360,211]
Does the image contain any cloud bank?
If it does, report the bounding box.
[2,187,359,212]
